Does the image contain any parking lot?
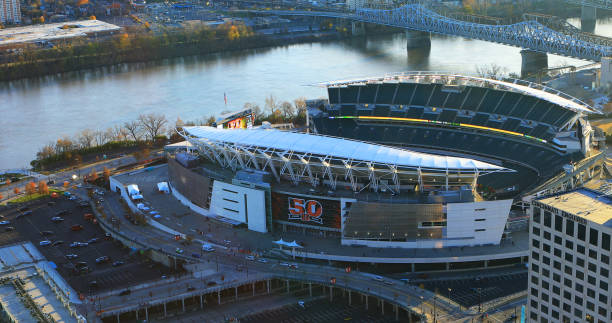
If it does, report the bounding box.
[0,194,172,294]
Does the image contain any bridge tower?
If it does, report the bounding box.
[405,30,431,49]
[581,5,597,33]
[520,50,548,78]
[351,22,366,36]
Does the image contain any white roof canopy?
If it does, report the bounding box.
[182,126,505,172]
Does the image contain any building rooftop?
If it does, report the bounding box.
[0,20,121,46]
[182,126,509,172]
[538,188,612,227]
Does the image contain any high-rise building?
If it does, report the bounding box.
[0,0,21,24]
[527,188,611,323]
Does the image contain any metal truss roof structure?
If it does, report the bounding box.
[320,71,598,115]
[564,0,612,10]
[247,4,612,61]
[179,126,513,193]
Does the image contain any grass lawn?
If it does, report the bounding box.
[7,189,62,204]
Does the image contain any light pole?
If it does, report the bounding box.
[447,287,451,301]
[433,295,437,323]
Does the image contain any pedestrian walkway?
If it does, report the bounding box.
[22,276,77,323]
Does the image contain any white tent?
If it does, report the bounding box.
[157,182,170,193]
[287,240,303,248]
[127,184,140,197]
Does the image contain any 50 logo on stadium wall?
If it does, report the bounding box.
[288,198,323,224]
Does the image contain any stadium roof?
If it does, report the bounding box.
[182,126,507,172]
[320,72,599,114]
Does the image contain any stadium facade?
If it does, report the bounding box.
[307,72,600,198]
[172,126,516,248]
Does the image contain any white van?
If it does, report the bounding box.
[202,244,214,252]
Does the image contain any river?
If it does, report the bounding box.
[0,29,595,169]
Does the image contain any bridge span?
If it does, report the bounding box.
[248,4,612,62]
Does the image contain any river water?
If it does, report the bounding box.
[0,28,598,169]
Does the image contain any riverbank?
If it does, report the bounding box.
[0,29,348,82]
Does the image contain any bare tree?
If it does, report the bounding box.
[475,63,508,79]
[123,120,142,142]
[78,129,95,148]
[294,97,307,115]
[37,143,55,160]
[113,125,129,141]
[265,94,279,116]
[94,130,107,146]
[280,101,295,120]
[138,113,168,140]
[55,137,74,154]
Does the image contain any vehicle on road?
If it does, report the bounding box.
[87,238,99,244]
[51,217,64,223]
[55,210,69,216]
[298,300,305,308]
[372,275,384,282]
[66,254,78,259]
[119,289,131,296]
[257,258,268,263]
[245,255,255,261]
[95,256,110,264]
[71,224,84,231]
[0,221,10,225]
[5,226,15,232]
[39,240,51,246]
[52,240,64,246]
[202,244,214,252]
[70,242,88,248]
[280,262,290,267]
[22,210,33,216]
[84,213,94,220]
[289,264,299,269]
[75,262,88,268]
[112,261,124,267]
[384,280,394,285]
[175,248,184,254]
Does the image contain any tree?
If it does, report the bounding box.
[38,181,49,195]
[103,167,110,182]
[79,129,95,148]
[25,182,37,196]
[475,63,508,80]
[13,187,20,195]
[37,144,55,160]
[123,121,142,142]
[89,168,99,182]
[138,113,168,141]
[265,95,278,116]
[280,101,295,120]
[94,130,108,146]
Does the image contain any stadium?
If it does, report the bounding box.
[307,72,601,197]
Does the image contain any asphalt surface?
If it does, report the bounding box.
[0,194,172,294]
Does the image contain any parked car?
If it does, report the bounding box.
[175,248,184,254]
[52,240,64,246]
[112,261,124,267]
[84,213,94,220]
[75,261,88,268]
[245,255,255,261]
[202,244,215,252]
[257,258,268,263]
[289,264,299,269]
[51,217,64,223]
[372,275,384,282]
[95,256,110,264]
[4,226,15,232]
[39,240,52,246]
[71,224,84,231]
[0,221,10,225]
[66,254,78,260]
[22,210,33,216]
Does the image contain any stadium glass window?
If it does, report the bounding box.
[578,244,585,254]
[554,235,562,245]
[588,262,597,273]
[555,215,563,232]
[586,301,594,311]
[587,288,595,298]
[552,310,560,319]
[588,275,596,286]
[565,253,573,262]
[553,261,561,270]
[544,244,551,253]
[602,233,610,251]
[565,240,573,250]
[553,273,561,283]
[576,271,585,280]
[532,251,540,261]
[533,207,541,223]
[577,257,585,267]
[575,296,583,306]
[578,224,586,241]
[544,231,551,240]
[554,248,562,257]
[543,256,550,265]
[589,228,598,246]
[600,268,609,278]
[598,307,607,317]
[600,281,608,291]
[598,293,607,304]
[589,250,597,260]
[532,239,540,248]
[575,283,583,293]
[564,266,572,275]
[542,280,550,289]
[601,254,609,265]
[564,278,572,288]
[533,227,540,236]
[544,211,552,227]
[565,219,574,235]
[552,298,560,307]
